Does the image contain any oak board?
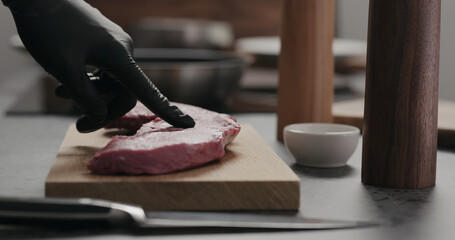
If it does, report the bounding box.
[45,124,300,211]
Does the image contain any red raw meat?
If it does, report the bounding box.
[104,102,157,132]
[87,103,241,175]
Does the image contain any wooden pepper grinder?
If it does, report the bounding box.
[362,0,440,188]
[277,0,335,141]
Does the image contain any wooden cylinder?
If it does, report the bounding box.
[362,0,440,188]
[277,0,335,141]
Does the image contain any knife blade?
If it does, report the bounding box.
[0,197,375,230]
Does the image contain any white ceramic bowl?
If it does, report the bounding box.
[284,123,360,168]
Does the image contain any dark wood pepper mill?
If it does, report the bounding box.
[277,0,335,141]
[362,0,440,188]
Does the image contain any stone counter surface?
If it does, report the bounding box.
[1,69,455,239]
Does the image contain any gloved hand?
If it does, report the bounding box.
[3,0,195,132]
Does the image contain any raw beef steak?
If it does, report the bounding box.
[104,102,157,133]
[87,103,241,175]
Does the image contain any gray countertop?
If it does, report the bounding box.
[1,67,455,239]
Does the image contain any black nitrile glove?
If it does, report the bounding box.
[3,0,195,132]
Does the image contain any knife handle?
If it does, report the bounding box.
[0,197,135,229]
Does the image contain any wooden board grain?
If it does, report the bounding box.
[45,124,300,211]
[333,99,455,147]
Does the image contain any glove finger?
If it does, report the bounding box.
[55,72,101,99]
[76,76,137,133]
[55,84,72,99]
[55,70,114,99]
[98,44,195,128]
[62,68,107,126]
[89,68,102,78]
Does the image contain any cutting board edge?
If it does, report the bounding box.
[45,180,300,211]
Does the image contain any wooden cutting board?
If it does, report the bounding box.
[45,124,300,211]
[333,99,455,147]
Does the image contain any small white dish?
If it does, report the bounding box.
[284,123,360,168]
